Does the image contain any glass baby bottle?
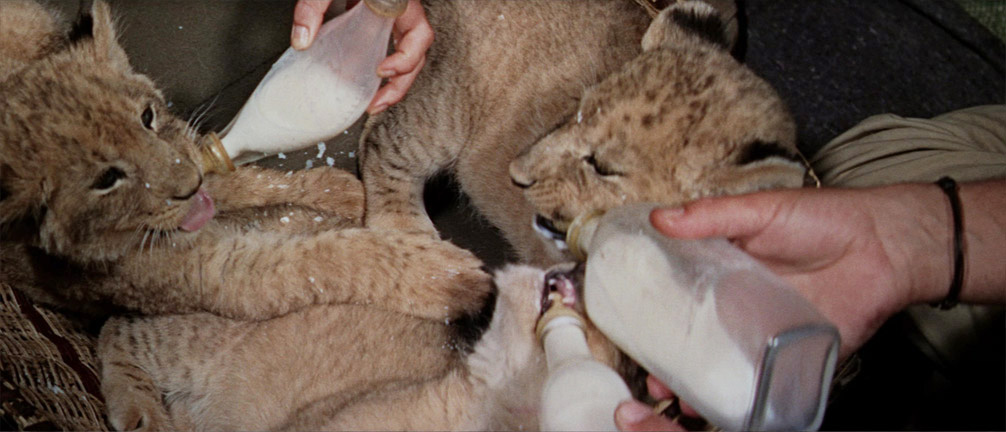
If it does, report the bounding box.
[201,0,407,173]
[565,203,840,431]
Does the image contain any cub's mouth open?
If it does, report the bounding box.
[533,214,570,251]
[540,263,585,316]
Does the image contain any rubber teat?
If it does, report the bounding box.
[199,132,235,175]
[535,293,584,341]
[363,0,408,18]
[565,209,605,262]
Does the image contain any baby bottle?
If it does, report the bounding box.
[537,292,633,431]
[565,203,840,431]
[201,0,407,173]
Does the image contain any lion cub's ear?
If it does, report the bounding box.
[70,0,130,69]
[642,1,735,53]
[701,141,809,196]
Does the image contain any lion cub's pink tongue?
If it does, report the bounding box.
[179,189,215,232]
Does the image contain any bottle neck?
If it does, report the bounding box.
[566,209,604,261]
[362,0,407,18]
[541,316,594,371]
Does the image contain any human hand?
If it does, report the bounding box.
[649,184,957,359]
[291,0,432,115]
[616,376,701,431]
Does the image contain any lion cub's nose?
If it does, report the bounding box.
[509,159,536,189]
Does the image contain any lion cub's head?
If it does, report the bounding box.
[510,1,806,252]
[0,1,212,263]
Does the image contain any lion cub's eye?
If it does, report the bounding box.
[92,167,127,191]
[141,105,156,131]
[584,153,621,177]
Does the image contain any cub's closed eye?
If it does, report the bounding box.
[141,105,156,130]
[584,153,621,177]
[92,167,126,191]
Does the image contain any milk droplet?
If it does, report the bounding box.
[326,157,335,166]
[280,216,290,224]
[314,216,324,222]
[347,151,355,158]
[277,152,287,159]
[305,160,314,169]
[316,143,326,158]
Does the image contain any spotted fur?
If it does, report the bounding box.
[362,0,806,265]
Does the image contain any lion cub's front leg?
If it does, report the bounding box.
[205,165,364,223]
[99,318,174,432]
[122,229,492,322]
[359,113,463,236]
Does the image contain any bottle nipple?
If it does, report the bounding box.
[565,209,605,262]
[363,0,408,18]
[535,293,585,342]
[199,132,236,175]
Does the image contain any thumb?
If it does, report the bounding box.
[649,194,778,241]
[291,0,334,50]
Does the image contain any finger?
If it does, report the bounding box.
[291,0,333,50]
[379,6,433,76]
[645,375,674,400]
[394,0,431,39]
[646,377,702,420]
[367,56,425,114]
[649,192,783,241]
[615,400,687,432]
[377,32,431,77]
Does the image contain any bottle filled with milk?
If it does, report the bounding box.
[565,203,840,431]
[201,0,407,173]
[536,290,633,431]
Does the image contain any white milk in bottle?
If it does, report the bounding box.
[565,203,840,431]
[201,0,406,171]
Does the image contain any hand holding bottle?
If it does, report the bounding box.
[616,376,698,431]
[291,0,432,114]
[649,180,1006,360]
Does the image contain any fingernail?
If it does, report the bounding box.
[377,68,395,78]
[291,25,309,50]
[616,400,652,425]
[369,103,388,114]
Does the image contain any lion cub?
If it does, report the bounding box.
[361,0,808,265]
[0,0,490,322]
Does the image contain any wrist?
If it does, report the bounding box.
[869,183,953,308]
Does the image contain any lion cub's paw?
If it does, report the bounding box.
[106,393,172,432]
[398,236,493,319]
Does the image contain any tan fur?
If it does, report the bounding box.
[98,264,597,431]
[1,2,566,430]
[3,1,803,430]
[0,0,491,321]
[362,0,806,265]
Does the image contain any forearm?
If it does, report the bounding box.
[877,178,1006,308]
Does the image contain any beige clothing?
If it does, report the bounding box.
[810,104,1006,371]
[812,104,1006,186]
